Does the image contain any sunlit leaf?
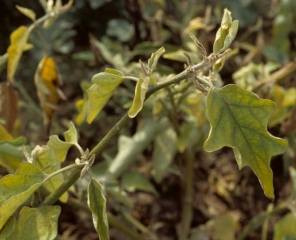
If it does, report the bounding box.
[122,171,159,196]
[34,56,65,130]
[147,47,165,73]
[16,5,36,21]
[75,81,91,125]
[128,77,150,118]
[64,122,78,145]
[213,9,239,53]
[0,216,15,240]
[0,162,46,229]
[273,213,296,240]
[151,126,177,183]
[87,69,124,123]
[88,178,109,240]
[7,206,60,240]
[0,125,25,173]
[204,84,288,199]
[7,26,31,82]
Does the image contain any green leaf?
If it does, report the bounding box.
[128,77,150,118]
[147,47,165,73]
[64,122,78,145]
[151,127,177,183]
[122,171,159,196]
[15,5,36,21]
[0,162,46,229]
[75,81,91,125]
[204,84,288,200]
[87,70,124,123]
[0,53,8,75]
[47,135,72,162]
[213,9,239,53]
[7,206,60,240]
[88,178,109,240]
[0,216,15,240]
[7,26,31,82]
[106,186,133,209]
[273,213,296,240]
[289,167,296,199]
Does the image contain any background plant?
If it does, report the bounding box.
[0,1,296,240]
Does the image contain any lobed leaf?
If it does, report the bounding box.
[87,70,124,123]
[128,77,150,118]
[88,178,109,240]
[7,206,60,240]
[16,5,36,21]
[7,26,31,82]
[213,9,239,53]
[0,163,46,229]
[204,84,288,200]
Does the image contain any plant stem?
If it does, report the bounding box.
[179,147,194,240]
[41,166,82,205]
[68,198,146,240]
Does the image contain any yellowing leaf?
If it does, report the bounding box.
[204,84,288,200]
[7,26,31,82]
[128,77,150,118]
[0,163,46,229]
[88,178,109,240]
[87,69,124,123]
[213,9,239,53]
[34,57,65,130]
[75,81,91,125]
[16,5,36,21]
[7,206,60,240]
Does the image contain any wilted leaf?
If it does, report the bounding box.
[0,83,18,133]
[128,77,150,118]
[0,162,46,229]
[204,84,288,199]
[7,206,60,240]
[273,213,296,240]
[87,69,124,123]
[151,126,177,183]
[0,125,25,173]
[7,26,31,82]
[88,178,109,240]
[0,216,15,240]
[16,5,36,21]
[122,171,158,196]
[147,47,165,73]
[34,56,65,131]
[213,9,239,53]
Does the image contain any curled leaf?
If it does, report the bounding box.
[213,9,239,53]
[7,26,31,82]
[147,47,165,73]
[34,57,65,131]
[128,77,150,118]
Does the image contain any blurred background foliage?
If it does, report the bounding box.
[1,0,296,239]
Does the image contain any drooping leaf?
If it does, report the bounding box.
[213,9,239,53]
[88,178,109,240]
[151,126,177,183]
[0,216,15,240]
[204,84,288,199]
[87,69,124,123]
[0,83,19,133]
[34,56,66,131]
[7,206,60,240]
[0,162,46,229]
[0,125,25,173]
[273,213,296,240]
[7,26,31,82]
[147,47,165,73]
[15,5,36,21]
[121,171,159,196]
